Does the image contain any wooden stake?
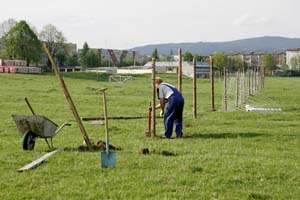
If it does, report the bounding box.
[178,48,182,93]
[210,56,216,111]
[235,71,240,107]
[243,67,246,103]
[251,67,255,95]
[151,57,156,138]
[43,44,93,150]
[223,67,227,112]
[261,66,265,89]
[193,57,197,119]
[254,67,257,92]
[248,69,251,96]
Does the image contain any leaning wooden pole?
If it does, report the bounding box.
[210,56,216,111]
[151,57,156,138]
[43,44,92,150]
[178,48,182,93]
[193,57,197,119]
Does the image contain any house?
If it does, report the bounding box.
[143,61,210,78]
[286,48,300,69]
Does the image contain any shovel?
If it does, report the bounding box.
[100,88,116,168]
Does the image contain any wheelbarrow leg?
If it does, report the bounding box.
[45,138,51,149]
[50,138,53,149]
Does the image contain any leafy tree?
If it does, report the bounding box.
[262,54,276,71]
[183,51,193,62]
[79,42,90,67]
[55,48,66,67]
[160,54,174,62]
[39,24,66,67]
[85,50,100,67]
[121,56,134,67]
[0,18,17,38]
[290,55,300,71]
[65,55,79,67]
[151,48,159,60]
[2,20,42,65]
[280,63,289,71]
[228,56,244,71]
[194,54,204,62]
[212,53,229,71]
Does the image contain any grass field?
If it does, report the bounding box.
[0,72,300,199]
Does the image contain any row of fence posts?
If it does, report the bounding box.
[222,68,265,112]
[149,50,265,138]
[210,57,265,112]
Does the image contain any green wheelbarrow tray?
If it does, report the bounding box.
[12,115,70,150]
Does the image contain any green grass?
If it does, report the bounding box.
[0,72,300,199]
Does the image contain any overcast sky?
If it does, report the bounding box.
[1,0,299,49]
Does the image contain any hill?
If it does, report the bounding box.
[130,36,300,55]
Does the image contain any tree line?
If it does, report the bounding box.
[0,19,139,70]
[0,19,77,70]
[151,48,205,62]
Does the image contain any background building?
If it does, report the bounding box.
[228,51,286,68]
[78,48,148,67]
[286,48,300,69]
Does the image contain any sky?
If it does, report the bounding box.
[1,0,299,49]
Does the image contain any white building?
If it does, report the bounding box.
[286,48,300,69]
[144,61,210,78]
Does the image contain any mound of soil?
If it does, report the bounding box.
[140,148,177,156]
[78,140,122,152]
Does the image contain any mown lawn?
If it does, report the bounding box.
[0,72,300,199]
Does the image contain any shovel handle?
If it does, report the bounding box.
[101,90,109,154]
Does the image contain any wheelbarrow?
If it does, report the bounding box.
[12,98,71,150]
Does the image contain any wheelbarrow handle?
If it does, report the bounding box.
[55,123,71,135]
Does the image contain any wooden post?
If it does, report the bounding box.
[251,69,255,95]
[151,57,156,138]
[223,67,227,112]
[210,56,216,111]
[248,69,251,96]
[261,66,265,89]
[193,57,197,119]
[43,44,93,150]
[254,67,256,92]
[242,67,246,104]
[235,71,240,107]
[178,48,182,93]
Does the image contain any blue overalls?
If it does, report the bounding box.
[160,84,184,139]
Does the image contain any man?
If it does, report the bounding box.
[154,77,184,139]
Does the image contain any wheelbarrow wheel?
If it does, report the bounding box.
[22,131,36,150]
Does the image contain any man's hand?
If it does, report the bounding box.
[160,110,164,117]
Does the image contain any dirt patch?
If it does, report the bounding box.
[140,148,150,155]
[78,140,122,152]
[140,148,177,156]
[185,124,192,128]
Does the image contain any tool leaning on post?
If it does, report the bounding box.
[99,88,116,168]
